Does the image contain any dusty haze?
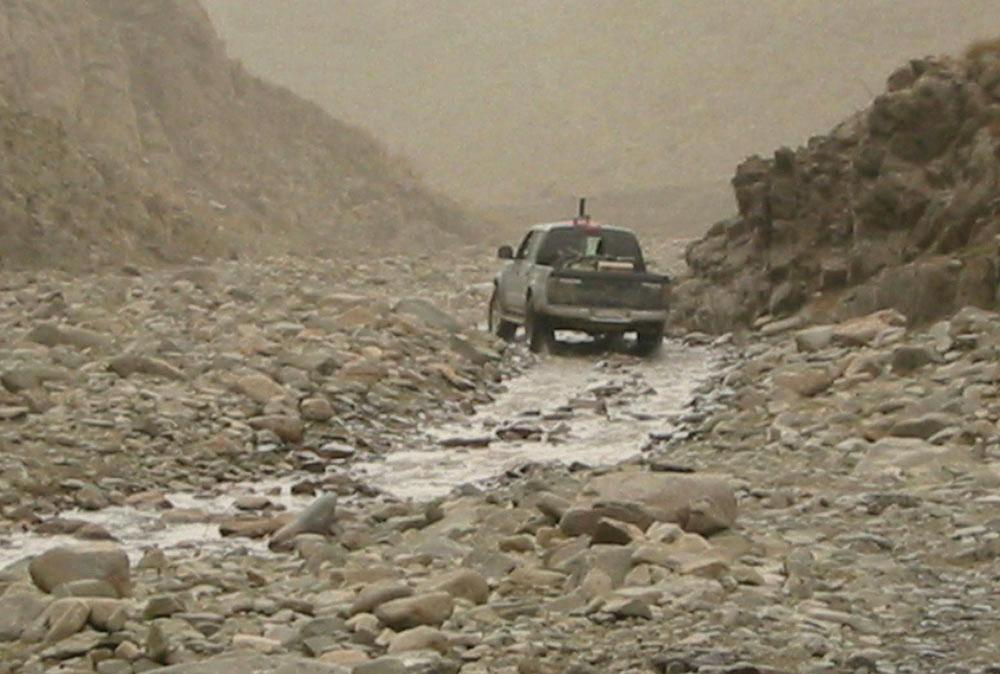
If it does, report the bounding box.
[203,1,1000,235]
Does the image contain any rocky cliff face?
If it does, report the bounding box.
[0,0,468,269]
[673,43,1000,332]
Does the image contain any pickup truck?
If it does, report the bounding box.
[488,212,671,355]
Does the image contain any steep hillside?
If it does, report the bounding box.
[672,41,1000,332]
[0,0,470,269]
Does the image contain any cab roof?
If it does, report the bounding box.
[530,220,635,234]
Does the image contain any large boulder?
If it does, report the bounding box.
[575,472,737,535]
[28,544,131,598]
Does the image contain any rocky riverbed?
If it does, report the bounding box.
[2,250,1000,673]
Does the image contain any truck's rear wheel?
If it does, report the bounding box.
[488,290,517,341]
[525,306,553,353]
[635,323,664,356]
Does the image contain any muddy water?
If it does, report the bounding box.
[351,340,714,500]
[0,480,315,568]
[1,341,714,567]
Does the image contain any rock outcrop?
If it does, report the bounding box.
[673,41,1000,332]
[0,0,470,270]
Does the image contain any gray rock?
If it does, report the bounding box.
[146,622,170,664]
[316,442,356,460]
[269,494,338,551]
[29,323,112,350]
[417,568,489,605]
[24,597,90,644]
[559,508,602,537]
[108,355,185,380]
[353,658,407,674]
[889,413,961,440]
[97,659,134,674]
[535,492,572,522]
[386,625,450,654]
[853,437,974,484]
[374,592,454,630]
[350,582,413,616]
[38,630,106,659]
[236,372,288,405]
[301,397,335,421]
[772,365,837,397]
[603,596,653,620]
[0,584,48,641]
[890,343,940,373]
[144,593,187,620]
[794,325,835,352]
[86,598,129,632]
[29,544,131,598]
[393,298,461,333]
[1,365,70,392]
[249,414,304,443]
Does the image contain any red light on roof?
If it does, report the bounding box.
[573,217,601,232]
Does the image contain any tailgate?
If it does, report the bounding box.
[546,270,669,310]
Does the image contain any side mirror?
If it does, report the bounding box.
[497,245,514,260]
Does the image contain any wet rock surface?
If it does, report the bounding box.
[1,251,999,673]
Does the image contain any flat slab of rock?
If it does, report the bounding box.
[852,437,974,484]
[576,472,737,535]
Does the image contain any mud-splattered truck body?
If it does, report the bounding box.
[488,217,670,354]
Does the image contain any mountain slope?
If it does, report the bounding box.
[0,0,470,269]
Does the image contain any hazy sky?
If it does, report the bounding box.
[202,1,1000,208]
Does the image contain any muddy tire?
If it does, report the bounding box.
[488,290,517,341]
[525,306,553,353]
[635,323,664,356]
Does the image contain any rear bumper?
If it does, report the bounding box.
[540,304,667,331]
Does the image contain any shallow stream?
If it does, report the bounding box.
[1,340,714,567]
